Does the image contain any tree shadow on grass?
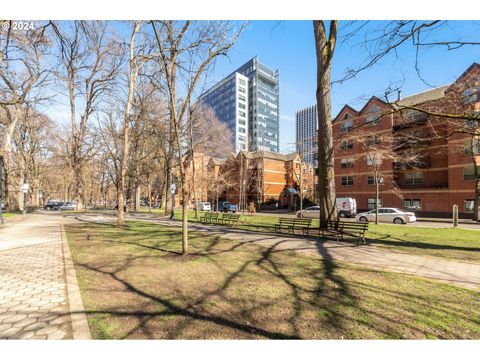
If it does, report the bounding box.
[368,234,480,253]
[67,222,480,339]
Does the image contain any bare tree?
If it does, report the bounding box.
[151,20,243,255]
[116,21,154,226]
[0,23,50,210]
[50,21,124,211]
[188,103,233,218]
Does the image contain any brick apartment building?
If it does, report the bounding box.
[332,62,480,217]
[206,150,316,209]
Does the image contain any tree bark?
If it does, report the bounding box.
[313,20,338,228]
[117,23,141,227]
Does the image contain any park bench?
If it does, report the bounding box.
[274,217,312,235]
[305,220,368,244]
[218,213,240,227]
[200,212,219,224]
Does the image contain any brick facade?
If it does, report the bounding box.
[206,150,316,209]
[332,63,480,217]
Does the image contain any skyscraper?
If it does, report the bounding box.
[199,57,279,153]
[235,57,279,152]
[296,105,318,167]
[199,72,250,152]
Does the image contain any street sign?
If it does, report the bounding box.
[170,184,176,194]
[22,183,29,193]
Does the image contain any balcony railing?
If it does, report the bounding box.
[393,155,431,170]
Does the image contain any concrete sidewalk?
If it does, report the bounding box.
[0,214,90,339]
[76,212,480,291]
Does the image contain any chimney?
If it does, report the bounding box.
[397,90,402,102]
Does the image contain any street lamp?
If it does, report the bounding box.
[379,176,385,207]
[22,180,29,215]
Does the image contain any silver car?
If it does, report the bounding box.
[355,207,416,224]
[296,206,320,219]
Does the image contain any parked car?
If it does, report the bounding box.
[45,201,64,211]
[59,202,76,211]
[355,208,416,224]
[215,201,237,213]
[195,201,211,211]
[296,198,357,219]
[296,206,320,218]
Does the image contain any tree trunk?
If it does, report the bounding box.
[375,174,380,225]
[314,20,338,228]
[181,174,189,255]
[117,23,140,226]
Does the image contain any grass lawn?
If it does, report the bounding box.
[151,210,480,263]
[2,212,20,218]
[366,224,480,263]
[65,220,480,339]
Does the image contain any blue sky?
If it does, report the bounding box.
[205,20,480,153]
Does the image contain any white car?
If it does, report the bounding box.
[355,207,416,224]
[296,206,320,219]
[195,202,211,211]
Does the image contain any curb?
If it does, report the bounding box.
[61,224,91,340]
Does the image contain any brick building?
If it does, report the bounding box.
[207,150,316,209]
[332,63,480,217]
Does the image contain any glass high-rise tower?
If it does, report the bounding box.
[199,57,279,153]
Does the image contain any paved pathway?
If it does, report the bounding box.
[0,214,87,339]
[76,212,480,291]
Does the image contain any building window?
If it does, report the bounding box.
[238,87,246,94]
[367,134,382,145]
[464,165,477,181]
[405,170,423,185]
[367,175,376,185]
[366,114,381,126]
[403,199,421,209]
[367,198,382,209]
[239,110,246,117]
[341,140,353,150]
[341,176,354,186]
[465,199,475,213]
[238,103,246,110]
[340,158,354,168]
[239,79,246,86]
[464,139,480,155]
[340,120,353,133]
[463,85,480,104]
[366,154,381,166]
[238,127,246,134]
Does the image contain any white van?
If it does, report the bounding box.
[336,197,357,218]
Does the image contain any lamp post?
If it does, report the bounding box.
[0,154,4,226]
[169,175,176,220]
[22,180,29,215]
[379,176,385,207]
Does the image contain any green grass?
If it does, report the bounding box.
[1,212,20,218]
[163,210,480,263]
[364,224,480,262]
[65,220,480,339]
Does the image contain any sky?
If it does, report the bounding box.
[204,20,480,153]
[41,20,480,154]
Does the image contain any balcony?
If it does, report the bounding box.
[393,137,431,150]
[393,112,428,130]
[393,155,431,170]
